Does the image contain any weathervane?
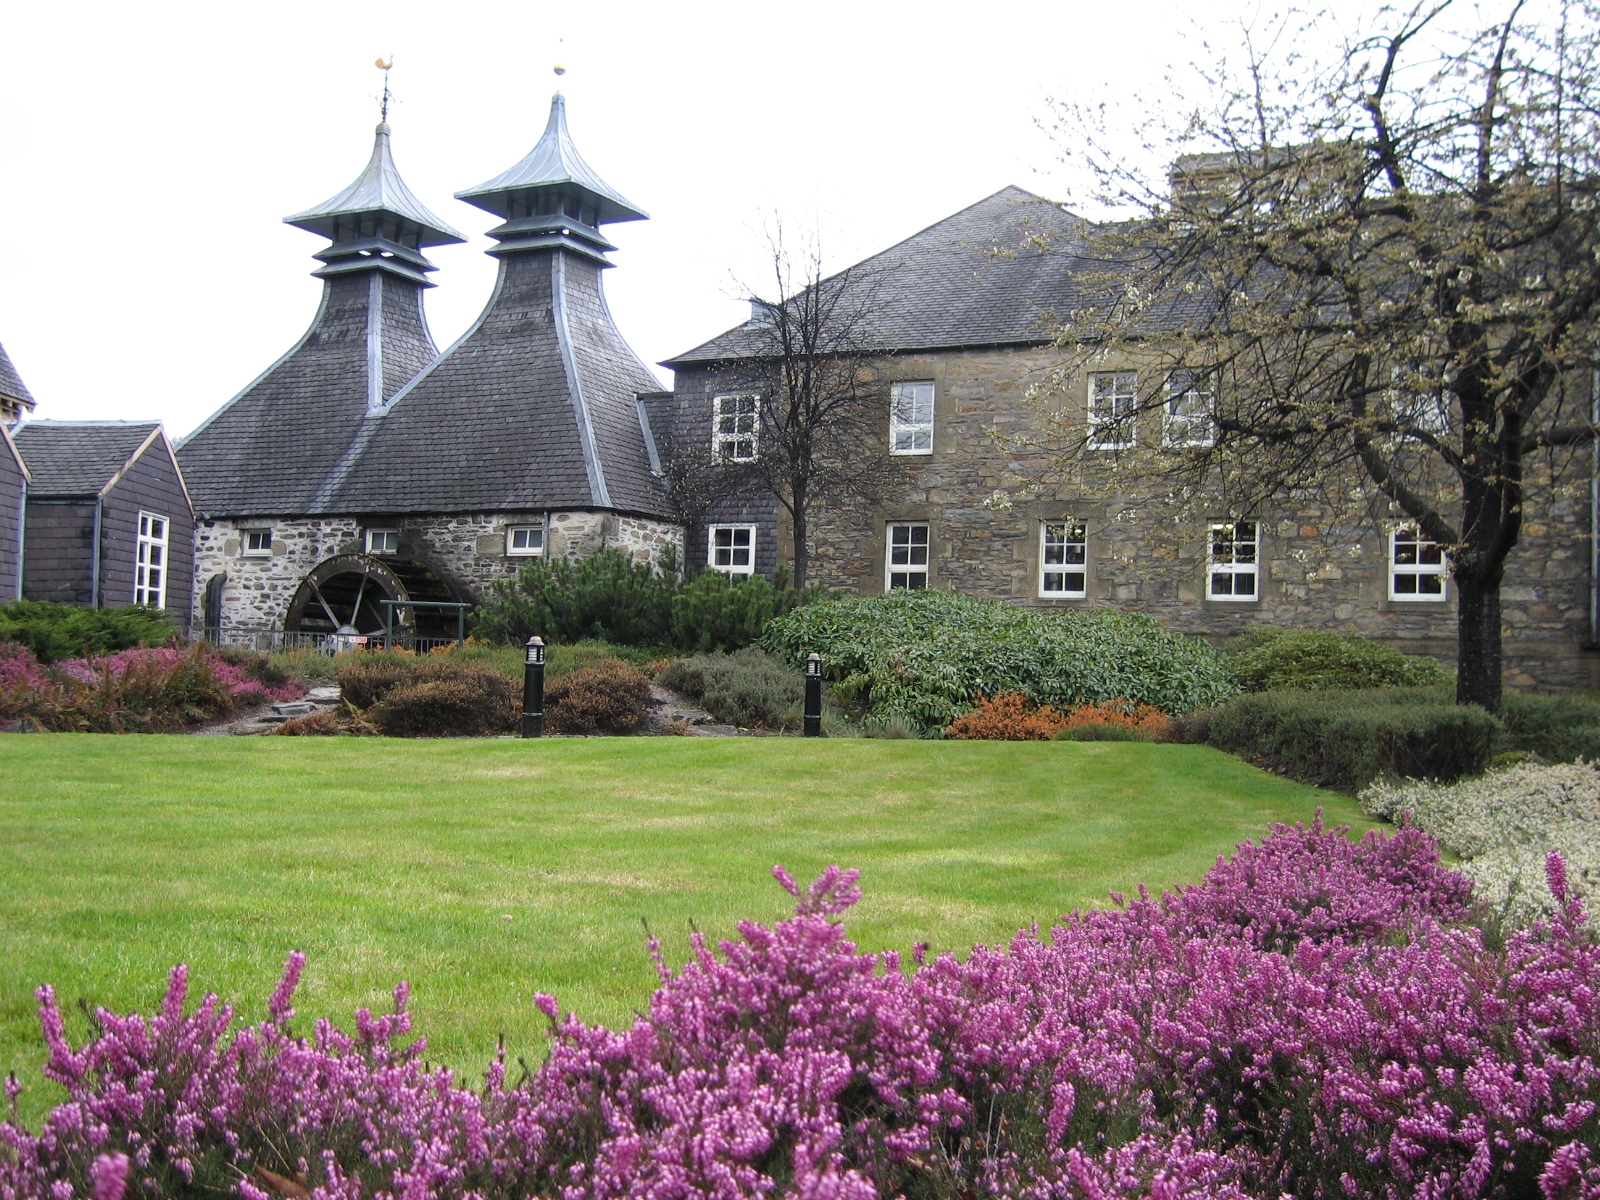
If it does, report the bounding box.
[553,36,566,79]
[375,56,394,121]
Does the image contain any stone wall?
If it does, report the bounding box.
[666,345,1599,691]
[193,509,684,630]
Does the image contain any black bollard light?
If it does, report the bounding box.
[803,652,823,738]
[521,636,546,738]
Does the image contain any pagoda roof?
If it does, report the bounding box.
[285,123,466,248]
[0,340,35,410]
[457,93,647,224]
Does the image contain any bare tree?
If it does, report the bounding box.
[671,228,905,593]
[1034,1,1600,710]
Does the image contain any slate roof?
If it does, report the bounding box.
[14,421,160,497]
[667,187,1101,365]
[458,94,647,224]
[0,340,35,409]
[286,123,466,247]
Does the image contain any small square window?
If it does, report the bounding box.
[243,529,272,557]
[1208,521,1258,600]
[708,524,756,575]
[889,380,935,455]
[506,527,545,556]
[1040,521,1088,597]
[1390,526,1448,601]
[886,523,930,590]
[366,528,399,556]
[1088,372,1137,449]
[712,394,759,462]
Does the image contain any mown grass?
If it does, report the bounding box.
[0,734,1373,1117]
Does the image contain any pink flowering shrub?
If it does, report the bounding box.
[0,642,300,732]
[1,820,1596,1200]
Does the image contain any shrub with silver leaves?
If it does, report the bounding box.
[1360,760,1600,921]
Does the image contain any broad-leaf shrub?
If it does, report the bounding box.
[543,660,651,734]
[1180,688,1501,790]
[0,601,174,664]
[0,643,301,733]
[658,647,802,728]
[1226,626,1448,691]
[763,590,1237,725]
[4,823,1596,1200]
[1363,759,1600,921]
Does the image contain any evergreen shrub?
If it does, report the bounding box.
[544,660,651,734]
[659,647,802,729]
[1196,688,1501,790]
[0,601,174,663]
[1498,691,1600,762]
[763,590,1237,726]
[472,549,675,647]
[670,571,798,653]
[1226,626,1449,691]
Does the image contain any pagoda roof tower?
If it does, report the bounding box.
[299,94,667,517]
[180,122,461,515]
[0,340,37,424]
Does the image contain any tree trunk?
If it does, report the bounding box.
[790,507,809,596]
[1454,573,1503,711]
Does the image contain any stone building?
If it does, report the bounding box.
[177,97,676,644]
[662,187,1598,690]
[12,421,194,613]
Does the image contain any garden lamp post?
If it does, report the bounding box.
[522,637,545,738]
[804,653,823,738]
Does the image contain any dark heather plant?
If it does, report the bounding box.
[764,589,1237,725]
[1033,5,1600,712]
[658,646,803,728]
[4,822,1598,1200]
[472,548,675,647]
[1226,627,1448,692]
[543,659,651,734]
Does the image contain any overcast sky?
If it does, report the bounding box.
[2,0,1394,438]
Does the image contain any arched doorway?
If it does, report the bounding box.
[283,555,459,642]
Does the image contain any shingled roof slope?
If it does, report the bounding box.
[14,421,159,497]
[667,187,1101,365]
[308,250,667,516]
[0,341,35,408]
[178,272,439,516]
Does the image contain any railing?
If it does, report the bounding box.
[194,628,467,656]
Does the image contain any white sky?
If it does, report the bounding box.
[1,0,1393,438]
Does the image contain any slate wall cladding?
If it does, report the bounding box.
[22,500,94,606]
[99,444,194,613]
[667,343,1596,691]
[193,510,683,631]
[0,436,23,599]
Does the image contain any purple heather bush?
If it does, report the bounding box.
[1,820,1596,1200]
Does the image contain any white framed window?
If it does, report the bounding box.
[889,380,935,454]
[1390,526,1449,601]
[1040,521,1088,598]
[242,529,272,557]
[712,394,759,462]
[1088,371,1138,449]
[135,512,169,608]
[1165,370,1216,447]
[506,527,545,557]
[366,528,399,555]
[1208,520,1258,601]
[708,524,756,575]
[886,523,930,590]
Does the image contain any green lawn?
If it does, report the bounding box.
[0,734,1374,1111]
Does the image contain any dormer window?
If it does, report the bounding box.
[366,528,399,555]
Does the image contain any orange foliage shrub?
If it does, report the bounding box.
[944,692,1068,741]
[1060,699,1171,739]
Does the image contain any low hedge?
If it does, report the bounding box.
[1178,687,1501,790]
[762,590,1237,726]
[1498,691,1600,763]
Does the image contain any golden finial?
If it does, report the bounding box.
[375,56,395,122]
